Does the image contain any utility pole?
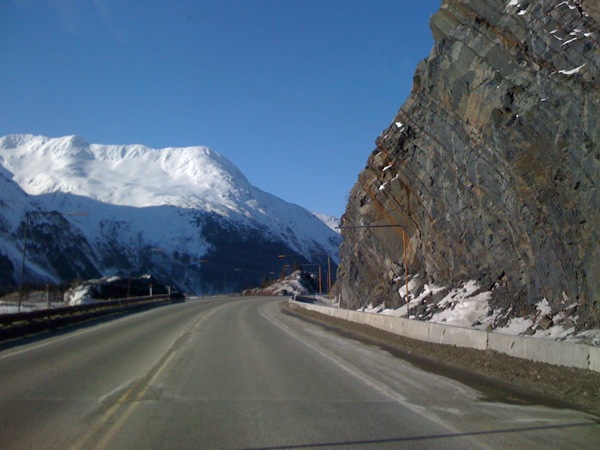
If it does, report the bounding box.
[18,211,88,312]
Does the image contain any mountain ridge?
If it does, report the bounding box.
[0,134,340,294]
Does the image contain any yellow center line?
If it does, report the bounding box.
[92,351,176,450]
[68,385,138,450]
[68,302,229,450]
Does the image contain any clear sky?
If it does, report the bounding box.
[1,0,441,218]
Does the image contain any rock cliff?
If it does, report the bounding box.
[335,0,600,331]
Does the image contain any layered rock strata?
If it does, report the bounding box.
[335,0,600,330]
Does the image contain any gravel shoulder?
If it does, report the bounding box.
[284,302,600,417]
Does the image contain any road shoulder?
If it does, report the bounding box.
[284,301,600,417]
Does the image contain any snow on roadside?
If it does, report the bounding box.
[355,276,600,345]
[247,270,317,297]
[0,301,63,314]
[428,280,492,328]
[0,303,27,314]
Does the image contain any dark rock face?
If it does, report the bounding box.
[335,0,599,329]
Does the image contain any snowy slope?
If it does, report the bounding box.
[313,213,340,233]
[0,134,341,293]
[0,134,264,212]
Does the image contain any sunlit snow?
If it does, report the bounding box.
[559,63,586,75]
[357,276,599,345]
[0,135,341,293]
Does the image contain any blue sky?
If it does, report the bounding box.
[1,0,441,217]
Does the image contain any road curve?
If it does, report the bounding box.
[0,296,598,449]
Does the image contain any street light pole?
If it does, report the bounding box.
[309,252,333,296]
[327,255,331,296]
[18,210,88,312]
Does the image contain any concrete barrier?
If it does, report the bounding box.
[289,300,599,372]
[333,308,348,320]
[379,315,397,334]
[488,332,590,369]
[589,346,600,372]
[428,322,488,350]
[346,310,364,324]
[399,318,431,341]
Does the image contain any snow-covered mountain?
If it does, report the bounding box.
[313,213,340,234]
[0,134,341,294]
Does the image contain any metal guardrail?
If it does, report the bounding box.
[0,295,176,339]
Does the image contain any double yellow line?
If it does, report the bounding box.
[70,351,175,450]
[69,301,228,450]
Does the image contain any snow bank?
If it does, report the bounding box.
[357,276,599,345]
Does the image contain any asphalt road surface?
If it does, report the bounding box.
[0,296,598,449]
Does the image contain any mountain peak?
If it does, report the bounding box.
[0,134,251,209]
[0,134,340,294]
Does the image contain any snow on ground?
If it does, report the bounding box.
[0,301,63,314]
[355,275,600,345]
[0,303,26,314]
[428,280,492,327]
[250,270,317,297]
[66,286,95,305]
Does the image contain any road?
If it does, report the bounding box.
[0,296,598,449]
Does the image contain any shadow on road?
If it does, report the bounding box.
[247,420,600,449]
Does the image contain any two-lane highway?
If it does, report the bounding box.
[1,297,598,449]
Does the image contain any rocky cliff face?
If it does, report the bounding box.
[335,0,600,331]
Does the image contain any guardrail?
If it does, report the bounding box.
[0,295,177,341]
[290,300,600,373]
